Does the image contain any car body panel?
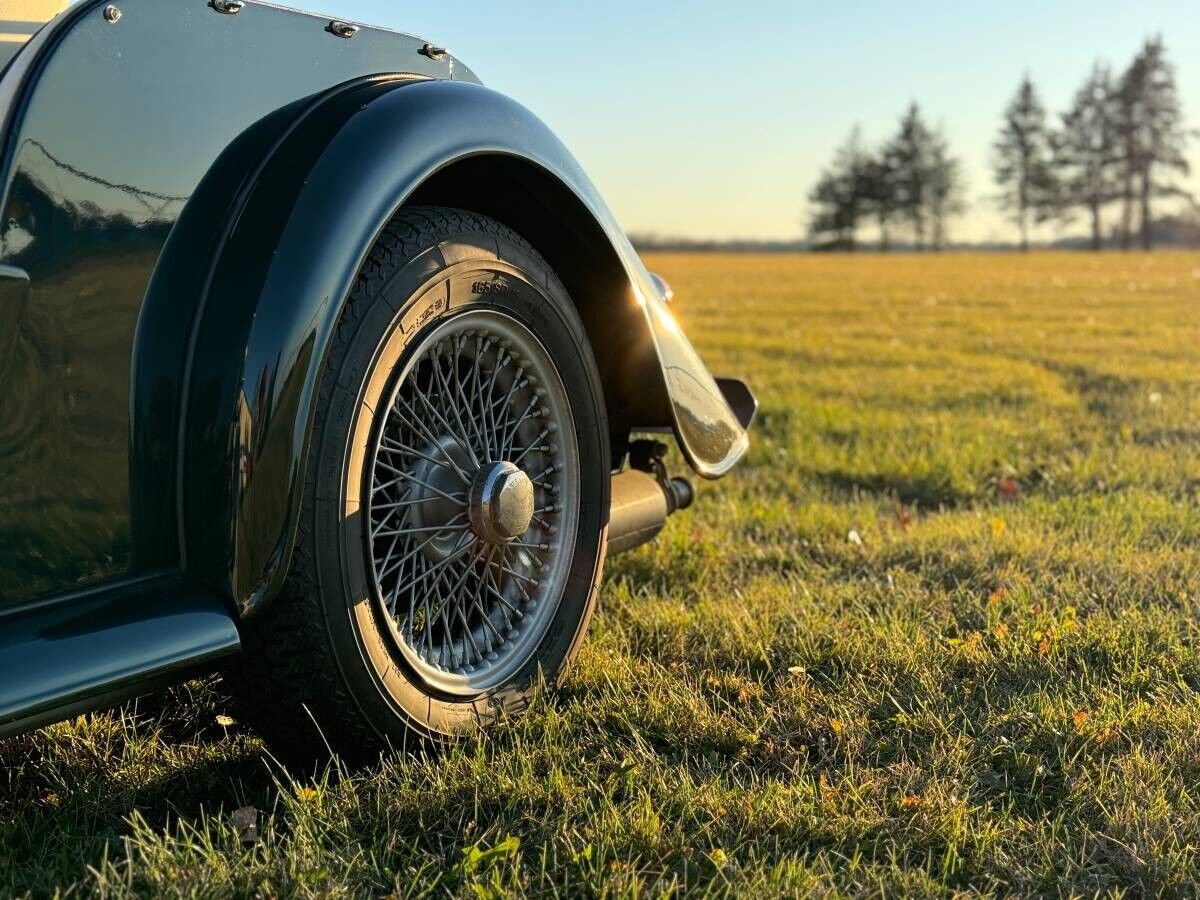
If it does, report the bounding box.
[0,0,748,620]
[0,573,241,738]
[0,0,457,606]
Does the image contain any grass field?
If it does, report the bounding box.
[2,252,1199,896]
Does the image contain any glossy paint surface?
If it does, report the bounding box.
[0,264,29,387]
[0,574,240,736]
[0,0,457,605]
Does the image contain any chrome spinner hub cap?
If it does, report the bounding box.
[470,461,535,544]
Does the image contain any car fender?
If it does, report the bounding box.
[182,78,749,614]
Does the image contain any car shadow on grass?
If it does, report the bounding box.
[0,683,278,892]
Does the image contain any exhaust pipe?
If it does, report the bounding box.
[607,469,693,556]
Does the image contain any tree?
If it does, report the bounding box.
[928,128,966,250]
[1053,62,1120,250]
[1114,37,1191,250]
[887,103,936,249]
[807,109,966,253]
[860,153,899,251]
[993,74,1058,251]
[808,127,870,250]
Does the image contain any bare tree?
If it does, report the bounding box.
[1114,37,1191,250]
[993,74,1057,251]
[1053,63,1120,250]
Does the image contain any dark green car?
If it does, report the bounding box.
[0,0,754,761]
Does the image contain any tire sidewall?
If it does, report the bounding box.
[312,233,608,742]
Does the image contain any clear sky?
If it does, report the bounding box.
[321,1,1198,245]
[54,0,1194,243]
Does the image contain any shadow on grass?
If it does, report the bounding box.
[0,684,276,893]
[813,468,976,509]
[1035,359,1141,425]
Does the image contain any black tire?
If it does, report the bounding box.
[225,207,610,764]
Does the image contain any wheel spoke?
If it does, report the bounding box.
[374,460,467,506]
[378,528,467,584]
[477,348,510,461]
[499,395,541,456]
[509,428,551,467]
[469,335,491,459]
[405,382,480,470]
[375,522,470,539]
[482,575,523,622]
[450,334,489,458]
[372,494,459,512]
[428,344,482,466]
[380,438,470,484]
[508,541,551,552]
[394,403,473,481]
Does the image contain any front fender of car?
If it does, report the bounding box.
[181,78,749,614]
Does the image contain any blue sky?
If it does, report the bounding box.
[324,1,1198,243]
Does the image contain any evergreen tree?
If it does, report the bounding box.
[928,128,966,250]
[860,152,899,252]
[1114,37,1191,250]
[1053,63,1120,250]
[993,74,1058,251]
[887,103,936,250]
[808,127,870,250]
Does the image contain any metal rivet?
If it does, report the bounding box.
[102,4,121,23]
[210,0,244,14]
[328,20,359,39]
[420,44,447,60]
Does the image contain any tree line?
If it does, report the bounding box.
[807,107,964,251]
[808,36,1192,251]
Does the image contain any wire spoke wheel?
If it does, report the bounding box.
[366,309,580,695]
[226,208,609,758]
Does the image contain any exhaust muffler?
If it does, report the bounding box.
[607,469,693,556]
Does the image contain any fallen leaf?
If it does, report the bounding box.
[231,806,259,847]
[1072,710,1089,730]
[1038,637,1051,657]
[900,794,921,809]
